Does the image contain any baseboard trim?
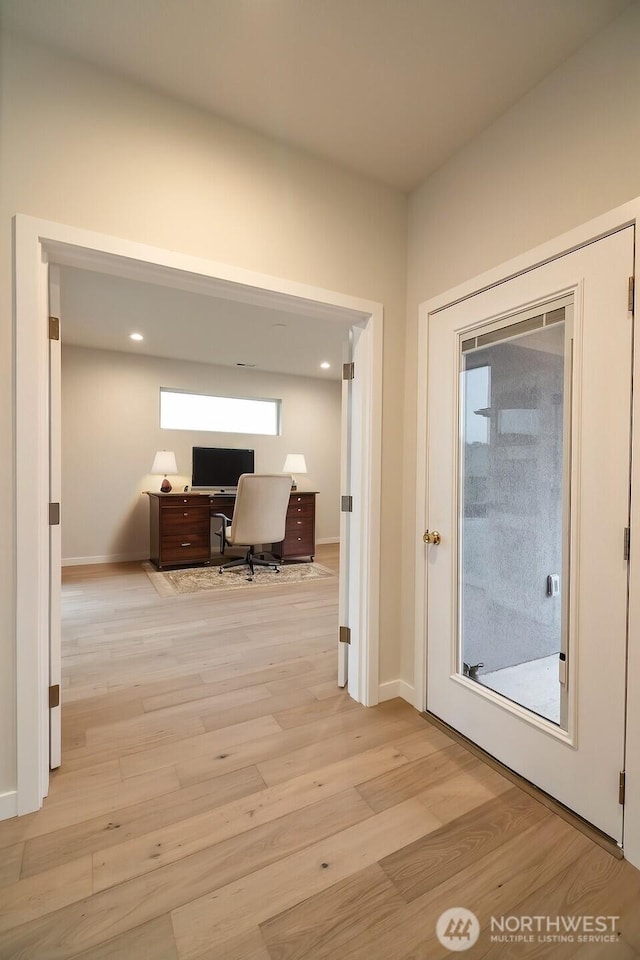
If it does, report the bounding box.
[316,537,340,545]
[0,790,18,821]
[378,680,417,707]
[62,551,149,567]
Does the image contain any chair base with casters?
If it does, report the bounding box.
[218,547,281,581]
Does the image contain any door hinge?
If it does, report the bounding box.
[49,684,60,709]
[629,277,635,315]
[624,526,631,562]
[48,316,60,341]
[341,495,353,512]
[49,502,60,526]
[342,362,355,381]
[619,771,626,805]
[339,625,351,645]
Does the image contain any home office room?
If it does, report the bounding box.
[58,258,351,710]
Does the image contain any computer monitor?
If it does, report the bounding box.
[191,447,255,491]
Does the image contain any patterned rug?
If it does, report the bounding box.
[143,559,336,597]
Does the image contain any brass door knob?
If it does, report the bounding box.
[423,530,441,545]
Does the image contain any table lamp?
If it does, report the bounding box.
[151,450,178,493]
[283,454,307,491]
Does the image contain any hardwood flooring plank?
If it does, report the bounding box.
[479,842,640,959]
[321,814,592,960]
[0,794,376,959]
[198,687,319,733]
[84,684,270,746]
[185,928,271,960]
[0,855,92,934]
[392,724,458,760]
[58,695,306,775]
[355,742,477,813]
[20,765,266,880]
[170,797,441,960]
[48,758,122,793]
[19,767,182,841]
[142,661,316,712]
[0,842,24,887]
[68,916,179,960]
[94,786,373,892]
[176,710,421,789]
[119,715,283,780]
[379,787,547,902]
[259,862,406,960]
[91,742,410,891]
[308,680,342,700]
[255,711,426,789]
[272,691,361,729]
[416,759,512,825]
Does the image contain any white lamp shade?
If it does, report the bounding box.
[283,454,307,474]
[151,450,178,475]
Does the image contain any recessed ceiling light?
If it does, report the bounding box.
[320,361,331,369]
[272,322,287,328]
[129,332,144,341]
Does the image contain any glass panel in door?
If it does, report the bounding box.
[459,304,570,727]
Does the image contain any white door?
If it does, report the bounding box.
[48,266,62,769]
[426,227,634,842]
[338,324,366,692]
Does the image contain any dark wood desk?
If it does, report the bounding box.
[146,490,317,570]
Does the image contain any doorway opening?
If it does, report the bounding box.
[13,214,383,816]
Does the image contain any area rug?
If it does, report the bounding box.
[143,559,336,597]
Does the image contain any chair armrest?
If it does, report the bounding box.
[211,513,232,555]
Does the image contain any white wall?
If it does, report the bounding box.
[0,31,407,797]
[61,345,341,563]
[403,0,640,684]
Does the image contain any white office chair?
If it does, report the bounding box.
[213,473,292,581]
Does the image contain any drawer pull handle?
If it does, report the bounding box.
[297,537,302,540]
[183,512,188,516]
[297,521,302,524]
[181,542,191,547]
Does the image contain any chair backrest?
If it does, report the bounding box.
[229,474,292,546]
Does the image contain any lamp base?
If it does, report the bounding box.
[160,477,172,493]
[290,478,297,490]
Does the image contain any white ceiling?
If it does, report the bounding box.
[59,265,350,380]
[1,0,633,190]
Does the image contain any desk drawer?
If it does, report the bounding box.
[161,531,209,549]
[280,532,314,554]
[160,495,207,507]
[161,506,210,529]
[287,505,314,522]
[161,542,210,564]
[285,516,313,537]
[288,495,315,514]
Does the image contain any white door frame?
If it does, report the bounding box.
[13,213,383,816]
[414,197,640,867]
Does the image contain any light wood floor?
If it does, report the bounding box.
[1,544,639,959]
